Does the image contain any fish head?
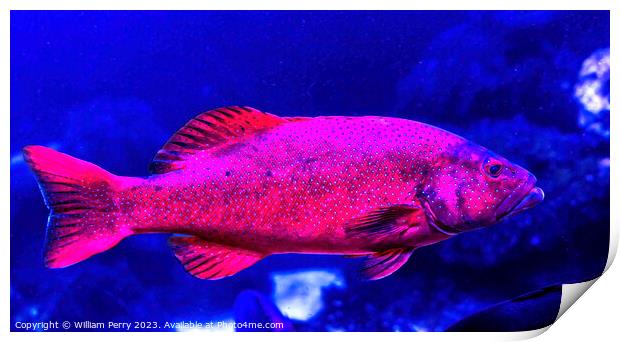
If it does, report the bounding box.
[418,142,544,234]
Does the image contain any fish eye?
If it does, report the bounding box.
[485,163,503,178]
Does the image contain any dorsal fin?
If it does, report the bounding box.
[149,106,287,174]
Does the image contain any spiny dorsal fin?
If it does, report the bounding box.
[169,235,265,280]
[362,248,413,280]
[150,106,287,174]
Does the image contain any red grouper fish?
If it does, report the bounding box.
[23,106,544,280]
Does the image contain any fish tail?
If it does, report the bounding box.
[22,145,136,268]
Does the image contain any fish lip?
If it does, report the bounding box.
[496,181,544,221]
[510,186,544,216]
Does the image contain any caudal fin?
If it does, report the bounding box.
[23,145,133,268]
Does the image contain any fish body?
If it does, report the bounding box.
[127,115,456,252]
[23,106,544,280]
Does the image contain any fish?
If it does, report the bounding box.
[23,106,544,280]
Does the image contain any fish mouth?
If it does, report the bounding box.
[496,183,545,221]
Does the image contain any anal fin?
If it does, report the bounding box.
[362,248,413,280]
[169,236,265,280]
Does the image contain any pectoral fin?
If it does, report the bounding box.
[362,248,414,280]
[169,236,265,280]
[345,204,425,241]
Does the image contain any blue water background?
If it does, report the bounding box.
[10,11,610,331]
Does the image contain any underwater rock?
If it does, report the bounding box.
[574,47,610,138]
[234,290,295,331]
[272,269,345,321]
[396,12,607,131]
[446,285,561,331]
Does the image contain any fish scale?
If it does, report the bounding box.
[23,106,543,280]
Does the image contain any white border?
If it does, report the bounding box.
[2,1,617,341]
